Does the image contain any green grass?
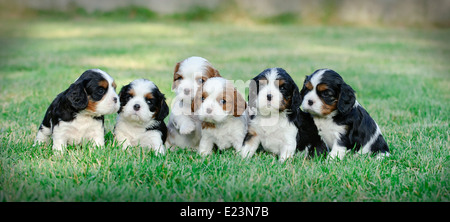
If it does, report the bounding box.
[0,17,449,202]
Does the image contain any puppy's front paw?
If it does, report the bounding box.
[179,122,195,134]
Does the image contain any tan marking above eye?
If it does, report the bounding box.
[98,80,108,89]
[144,92,154,100]
[317,83,329,92]
[128,89,135,96]
[305,81,313,90]
[112,81,117,90]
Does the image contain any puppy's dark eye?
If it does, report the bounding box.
[146,99,153,105]
[97,88,106,95]
[201,97,205,101]
[175,76,183,81]
[197,78,205,84]
[322,90,334,97]
[279,85,286,91]
[219,99,226,105]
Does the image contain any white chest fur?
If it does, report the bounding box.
[252,114,298,155]
[313,116,347,147]
[52,113,104,149]
[203,116,247,150]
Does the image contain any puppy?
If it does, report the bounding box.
[166,56,221,150]
[300,69,390,159]
[34,69,120,151]
[114,79,169,154]
[240,68,327,162]
[192,77,248,156]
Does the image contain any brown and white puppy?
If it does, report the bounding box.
[114,79,169,154]
[166,56,221,150]
[192,77,248,156]
[34,69,120,152]
[300,69,389,159]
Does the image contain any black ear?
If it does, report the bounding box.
[66,83,88,110]
[337,83,356,114]
[155,90,169,121]
[299,76,309,103]
[290,83,302,110]
[117,84,132,113]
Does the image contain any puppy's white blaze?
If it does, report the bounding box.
[300,69,327,116]
[178,56,209,74]
[257,68,283,115]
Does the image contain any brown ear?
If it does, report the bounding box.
[205,65,221,78]
[191,87,205,113]
[172,62,181,90]
[233,88,247,117]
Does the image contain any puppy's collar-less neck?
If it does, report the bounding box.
[78,110,103,118]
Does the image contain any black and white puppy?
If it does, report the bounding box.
[114,79,169,154]
[240,68,327,162]
[300,69,390,159]
[34,69,120,151]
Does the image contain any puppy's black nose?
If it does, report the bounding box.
[184,88,190,95]
[113,97,118,103]
[133,104,140,111]
[308,100,314,106]
[267,94,273,101]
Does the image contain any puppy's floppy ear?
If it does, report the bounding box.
[290,83,302,111]
[117,84,131,113]
[66,83,88,110]
[299,75,309,103]
[233,88,247,117]
[337,83,356,114]
[156,99,169,121]
[205,65,221,78]
[172,62,181,90]
[154,89,169,121]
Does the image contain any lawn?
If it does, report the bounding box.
[0,16,449,202]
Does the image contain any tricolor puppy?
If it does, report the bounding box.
[166,56,221,150]
[240,68,327,162]
[300,69,390,159]
[192,77,248,156]
[114,79,169,154]
[34,69,120,151]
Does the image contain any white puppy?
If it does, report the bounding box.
[166,56,221,150]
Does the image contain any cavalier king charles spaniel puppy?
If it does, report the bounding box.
[34,69,120,152]
[166,56,221,150]
[300,69,389,159]
[240,68,327,162]
[114,79,169,154]
[192,77,248,156]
